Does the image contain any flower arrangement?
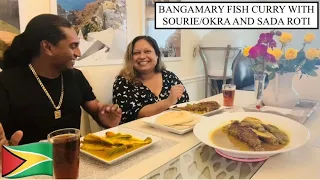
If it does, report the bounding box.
[243,30,319,80]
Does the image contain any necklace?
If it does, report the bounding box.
[28,64,64,119]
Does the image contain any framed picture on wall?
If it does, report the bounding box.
[0,0,20,70]
[50,0,128,66]
[143,0,181,61]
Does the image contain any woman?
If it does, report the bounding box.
[0,14,122,145]
[112,36,189,124]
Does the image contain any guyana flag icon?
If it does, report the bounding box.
[2,142,53,178]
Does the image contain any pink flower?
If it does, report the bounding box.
[249,44,268,59]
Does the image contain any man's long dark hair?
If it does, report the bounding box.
[1,14,72,70]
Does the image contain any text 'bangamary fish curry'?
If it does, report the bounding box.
[81,132,152,161]
[212,117,289,151]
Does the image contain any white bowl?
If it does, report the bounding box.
[193,112,310,159]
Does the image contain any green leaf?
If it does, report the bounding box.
[268,72,275,80]
[301,67,309,74]
[307,70,317,76]
[255,64,264,72]
[278,64,284,69]
[291,58,304,66]
[303,60,317,70]
[266,65,274,72]
[296,51,305,59]
[310,60,318,66]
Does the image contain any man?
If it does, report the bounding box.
[0,14,122,146]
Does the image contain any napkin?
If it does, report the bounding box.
[260,106,293,115]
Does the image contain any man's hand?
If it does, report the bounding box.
[0,123,23,146]
[98,104,122,127]
[0,123,23,161]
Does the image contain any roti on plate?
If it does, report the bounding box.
[169,125,192,130]
[179,116,201,126]
[156,111,194,126]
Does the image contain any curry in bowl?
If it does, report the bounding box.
[212,117,289,151]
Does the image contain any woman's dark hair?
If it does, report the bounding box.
[1,14,72,70]
[131,35,163,72]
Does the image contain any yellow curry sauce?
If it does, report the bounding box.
[83,144,146,161]
[211,127,287,151]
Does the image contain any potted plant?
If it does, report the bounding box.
[243,30,319,108]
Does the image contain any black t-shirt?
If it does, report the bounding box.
[0,66,96,144]
[112,70,190,124]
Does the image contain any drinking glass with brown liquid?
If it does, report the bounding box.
[222,84,236,106]
[48,128,80,179]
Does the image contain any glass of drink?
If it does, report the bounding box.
[48,128,80,179]
[222,84,236,106]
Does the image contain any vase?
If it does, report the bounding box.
[254,73,267,100]
[263,72,299,109]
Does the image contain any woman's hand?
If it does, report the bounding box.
[167,84,185,105]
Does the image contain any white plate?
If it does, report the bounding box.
[142,111,207,135]
[193,112,310,159]
[170,101,225,116]
[80,127,161,164]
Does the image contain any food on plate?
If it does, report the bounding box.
[174,101,221,114]
[227,121,265,151]
[169,125,192,130]
[239,117,266,131]
[262,124,289,144]
[156,111,194,126]
[212,117,289,151]
[80,132,152,161]
[251,129,279,145]
[155,111,201,130]
[179,118,201,126]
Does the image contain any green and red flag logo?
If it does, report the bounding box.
[2,142,53,178]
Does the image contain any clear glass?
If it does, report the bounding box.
[48,128,80,179]
[254,73,267,110]
[222,84,236,106]
[254,73,266,100]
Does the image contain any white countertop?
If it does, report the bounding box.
[110,90,319,179]
[252,110,320,179]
